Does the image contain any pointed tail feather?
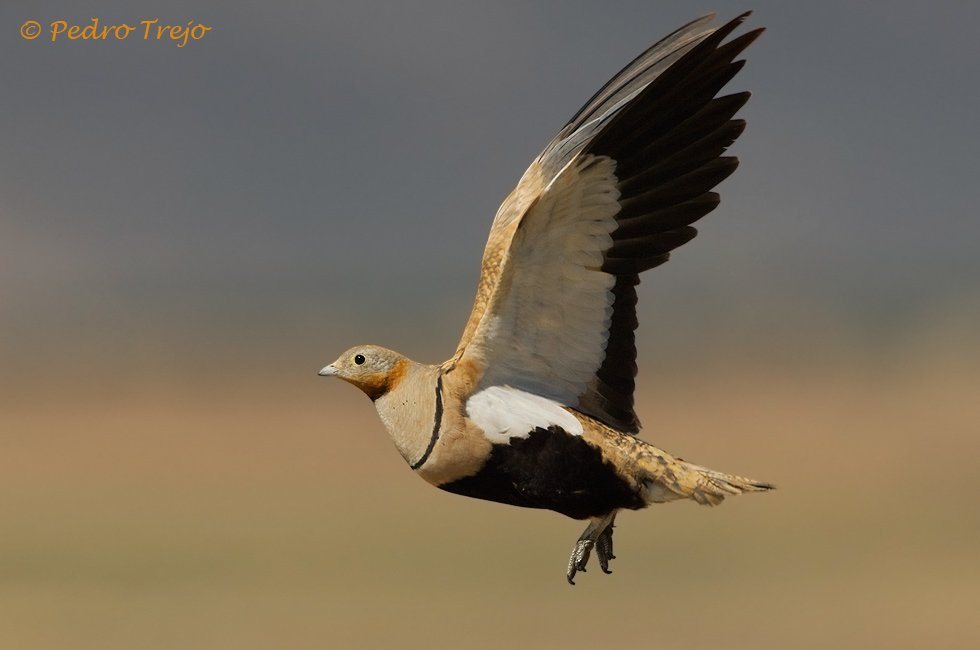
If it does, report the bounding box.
[682,462,774,506]
[638,447,774,505]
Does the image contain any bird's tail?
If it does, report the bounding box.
[681,461,774,505]
[638,447,774,506]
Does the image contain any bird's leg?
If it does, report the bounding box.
[595,511,617,574]
[566,510,618,585]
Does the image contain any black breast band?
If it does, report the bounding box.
[410,375,443,470]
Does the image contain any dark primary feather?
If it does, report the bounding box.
[539,14,719,180]
[559,14,717,137]
[556,13,763,433]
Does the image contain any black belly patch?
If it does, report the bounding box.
[438,426,646,520]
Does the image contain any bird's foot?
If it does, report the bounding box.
[566,511,617,585]
[596,524,615,573]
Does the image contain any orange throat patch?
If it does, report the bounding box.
[354,359,410,401]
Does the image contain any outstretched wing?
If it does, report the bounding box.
[450,13,762,434]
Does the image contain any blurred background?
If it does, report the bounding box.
[2,1,978,648]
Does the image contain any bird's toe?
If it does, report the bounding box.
[566,539,594,585]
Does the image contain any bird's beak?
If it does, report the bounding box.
[318,364,338,377]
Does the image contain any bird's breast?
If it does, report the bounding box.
[372,365,489,481]
[373,365,443,467]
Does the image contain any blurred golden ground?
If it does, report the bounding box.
[1,339,978,649]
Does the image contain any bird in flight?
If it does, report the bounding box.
[320,12,772,584]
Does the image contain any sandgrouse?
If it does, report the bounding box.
[320,12,772,584]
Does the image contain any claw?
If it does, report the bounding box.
[565,511,618,585]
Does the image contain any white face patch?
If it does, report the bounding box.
[465,384,584,444]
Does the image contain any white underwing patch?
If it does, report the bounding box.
[465,385,584,444]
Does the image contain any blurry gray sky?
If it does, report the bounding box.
[2,1,978,372]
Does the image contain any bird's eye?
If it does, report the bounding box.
[353,354,366,365]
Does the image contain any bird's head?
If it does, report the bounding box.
[319,345,409,401]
